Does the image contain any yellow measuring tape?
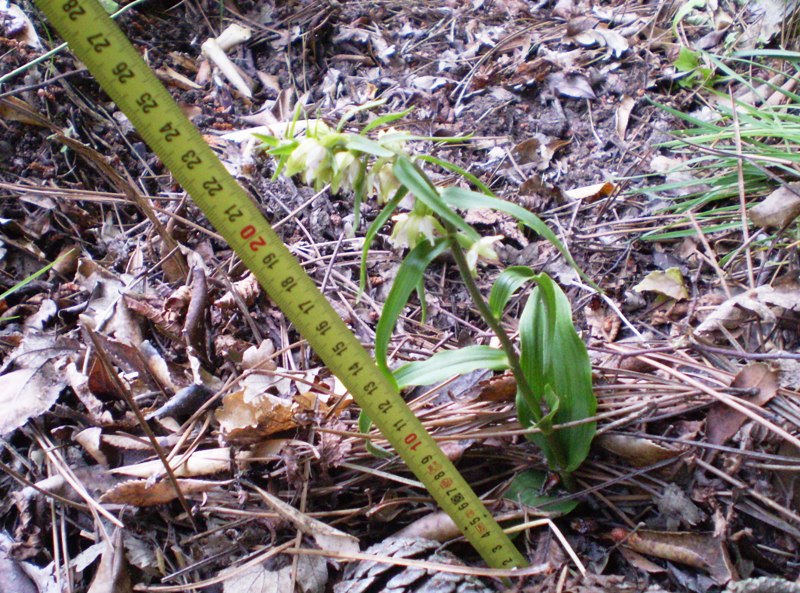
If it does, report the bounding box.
[35,0,526,569]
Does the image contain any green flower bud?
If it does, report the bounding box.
[368,161,400,204]
[285,137,332,188]
[331,150,362,194]
[465,235,502,273]
[389,212,442,249]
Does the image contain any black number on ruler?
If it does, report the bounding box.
[363,381,378,395]
[224,205,243,221]
[111,62,134,84]
[298,300,314,314]
[136,93,158,113]
[203,176,222,195]
[181,150,202,169]
[281,276,297,292]
[159,122,180,142]
[86,33,110,53]
[62,0,85,20]
[261,253,277,269]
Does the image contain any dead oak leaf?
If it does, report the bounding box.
[706,363,779,445]
[633,268,689,301]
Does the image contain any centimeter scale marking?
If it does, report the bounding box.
[35,0,527,570]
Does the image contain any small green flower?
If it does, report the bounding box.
[331,150,362,194]
[465,235,502,273]
[389,212,443,249]
[368,161,400,204]
[285,137,332,188]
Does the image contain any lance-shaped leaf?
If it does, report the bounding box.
[374,238,449,378]
[393,157,479,242]
[393,345,509,388]
[440,187,594,287]
[518,272,596,472]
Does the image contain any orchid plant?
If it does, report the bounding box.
[256,102,596,485]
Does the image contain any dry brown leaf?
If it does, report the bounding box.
[749,183,800,229]
[100,478,225,506]
[216,390,297,443]
[564,181,615,202]
[596,434,681,467]
[695,282,800,336]
[221,554,327,593]
[612,528,736,584]
[633,268,689,301]
[254,485,359,555]
[214,273,261,309]
[86,530,132,593]
[616,95,635,140]
[0,362,67,436]
[706,363,779,445]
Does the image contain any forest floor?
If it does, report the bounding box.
[2,0,800,592]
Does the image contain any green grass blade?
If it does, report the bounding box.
[0,251,72,302]
[393,345,509,388]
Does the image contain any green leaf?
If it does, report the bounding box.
[488,266,536,318]
[518,273,596,472]
[252,133,280,147]
[337,98,389,131]
[393,157,479,242]
[358,410,392,458]
[360,188,407,295]
[361,107,413,134]
[345,134,396,158]
[439,187,594,288]
[504,470,578,516]
[393,345,509,388]
[416,154,494,196]
[375,238,449,377]
[0,251,73,302]
[674,47,699,72]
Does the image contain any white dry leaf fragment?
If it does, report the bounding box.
[411,75,451,92]
[616,95,635,140]
[241,371,292,400]
[749,183,800,229]
[695,283,800,336]
[255,486,360,555]
[633,268,689,301]
[776,358,800,390]
[214,273,261,309]
[111,447,248,478]
[221,554,327,593]
[201,24,254,98]
[656,483,705,530]
[24,299,57,331]
[242,339,277,371]
[122,532,157,570]
[546,72,596,100]
[0,360,67,436]
[0,2,42,48]
[70,542,106,574]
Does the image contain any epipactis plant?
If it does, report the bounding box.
[256,103,597,485]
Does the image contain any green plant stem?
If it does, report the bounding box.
[446,230,575,489]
